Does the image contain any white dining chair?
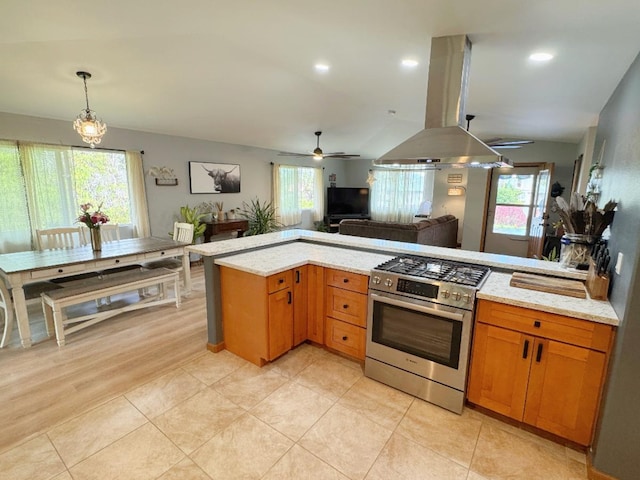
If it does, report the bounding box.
[36,227,86,250]
[142,222,194,290]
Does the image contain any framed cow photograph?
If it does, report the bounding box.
[189,161,241,194]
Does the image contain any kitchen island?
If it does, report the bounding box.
[187,229,618,352]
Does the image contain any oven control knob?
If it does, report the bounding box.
[441,290,450,298]
[384,278,394,287]
[463,294,472,303]
[372,276,381,285]
[451,292,462,301]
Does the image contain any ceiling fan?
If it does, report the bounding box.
[465,115,534,149]
[278,131,361,160]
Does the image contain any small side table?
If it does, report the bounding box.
[204,219,249,243]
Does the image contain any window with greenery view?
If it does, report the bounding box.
[273,164,323,226]
[492,174,535,235]
[0,141,135,253]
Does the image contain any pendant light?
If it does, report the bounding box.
[73,71,107,148]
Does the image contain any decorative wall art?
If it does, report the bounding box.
[189,161,241,194]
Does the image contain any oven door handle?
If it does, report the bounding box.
[370,293,465,322]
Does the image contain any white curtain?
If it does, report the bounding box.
[126,151,150,237]
[272,164,324,226]
[311,166,324,222]
[0,141,32,253]
[273,164,302,226]
[21,142,77,248]
[370,169,435,222]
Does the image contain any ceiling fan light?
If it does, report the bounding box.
[313,154,323,161]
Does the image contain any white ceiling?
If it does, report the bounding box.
[2,0,640,160]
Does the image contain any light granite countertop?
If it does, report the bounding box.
[478,272,618,326]
[214,243,394,276]
[191,229,619,326]
[190,229,587,279]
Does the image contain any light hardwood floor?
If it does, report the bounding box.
[0,265,208,454]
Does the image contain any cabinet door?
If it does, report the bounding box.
[523,338,607,445]
[268,288,293,360]
[467,323,533,420]
[307,265,325,343]
[293,266,308,346]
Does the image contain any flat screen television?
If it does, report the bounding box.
[327,187,370,217]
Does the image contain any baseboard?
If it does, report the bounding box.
[587,453,619,480]
[207,341,225,353]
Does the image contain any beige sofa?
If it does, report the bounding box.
[338,215,458,247]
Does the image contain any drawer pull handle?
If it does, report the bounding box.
[343,304,349,309]
[279,278,284,284]
[342,336,348,341]
[287,291,292,304]
[536,343,543,362]
[160,251,165,256]
[115,259,120,264]
[534,320,541,328]
[343,278,349,283]
[58,268,63,273]
[296,270,300,283]
[522,340,530,359]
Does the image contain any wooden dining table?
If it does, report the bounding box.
[0,237,191,348]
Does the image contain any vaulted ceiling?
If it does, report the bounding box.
[2,0,640,159]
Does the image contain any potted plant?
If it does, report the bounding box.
[239,198,280,235]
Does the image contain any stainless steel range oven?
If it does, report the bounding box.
[365,255,490,414]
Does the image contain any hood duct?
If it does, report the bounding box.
[374,35,512,169]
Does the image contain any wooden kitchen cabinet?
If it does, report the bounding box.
[221,264,369,365]
[467,299,614,446]
[324,268,368,360]
[220,266,293,366]
[292,266,308,346]
[307,265,325,344]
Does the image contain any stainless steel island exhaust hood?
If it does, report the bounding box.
[374,35,512,169]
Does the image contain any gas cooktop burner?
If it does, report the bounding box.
[375,255,489,287]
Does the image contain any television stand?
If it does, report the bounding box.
[324,214,371,233]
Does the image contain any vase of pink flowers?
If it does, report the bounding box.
[77,202,109,251]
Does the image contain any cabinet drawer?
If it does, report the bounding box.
[325,317,365,360]
[31,263,86,280]
[143,248,182,260]
[95,256,140,269]
[477,300,614,352]
[326,286,367,327]
[268,270,293,293]
[325,268,368,294]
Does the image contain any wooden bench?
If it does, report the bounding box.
[41,268,181,346]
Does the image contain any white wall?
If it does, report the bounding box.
[0,112,348,239]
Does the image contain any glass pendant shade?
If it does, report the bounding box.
[73,71,107,148]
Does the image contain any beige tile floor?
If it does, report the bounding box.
[0,343,588,480]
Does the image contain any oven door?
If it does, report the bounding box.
[366,291,473,391]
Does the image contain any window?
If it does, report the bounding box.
[370,169,435,222]
[272,164,324,226]
[0,141,148,253]
[492,173,535,235]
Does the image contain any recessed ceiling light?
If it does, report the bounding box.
[529,52,554,62]
[401,59,419,67]
[315,63,330,72]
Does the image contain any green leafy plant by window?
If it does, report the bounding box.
[239,198,281,236]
